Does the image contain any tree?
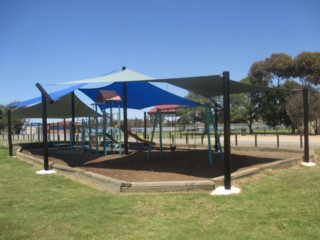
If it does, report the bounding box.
[265,53,294,87]
[285,91,303,133]
[247,60,271,86]
[127,118,144,128]
[285,87,320,134]
[259,89,284,129]
[230,79,260,133]
[245,51,320,132]
[176,91,215,125]
[294,52,320,86]
[0,104,27,134]
[0,105,5,132]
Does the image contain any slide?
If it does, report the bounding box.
[120,126,155,145]
[105,132,119,144]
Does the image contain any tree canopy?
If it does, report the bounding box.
[245,51,320,133]
[182,51,320,134]
[0,104,26,134]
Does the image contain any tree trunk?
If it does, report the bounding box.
[247,120,254,134]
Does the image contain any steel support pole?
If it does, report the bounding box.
[36,82,54,171]
[159,110,163,157]
[214,105,219,151]
[143,112,147,140]
[110,102,113,153]
[88,115,92,153]
[95,104,98,155]
[223,71,231,190]
[118,104,122,155]
[71,92,75,147]
[103,108,107,156]
[205,106,213,166]
[7,110,13,157]
[41,95,49,170]
[123,81,129,155]
[303,87,309,163]
[63,118,67,142]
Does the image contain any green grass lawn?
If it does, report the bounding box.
[1,146,320,239]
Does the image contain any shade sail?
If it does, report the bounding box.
[57,68,270,98]
[10,84,98,119]
[11,93,98,119]
[79,82,198,110]
[152,75,270,98]
[57,68,153,85]
[11,84,87,108]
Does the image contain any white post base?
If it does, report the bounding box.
[36,169,56,175]
[301,162,316,167]
[210,186,241,196]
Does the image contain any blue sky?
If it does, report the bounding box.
[1,0,319,118]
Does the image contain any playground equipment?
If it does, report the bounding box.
[148,104,177,151]
[120,125,154,145]
[47,100,223,167]
[89,90,123,156]
[147,104,223,166]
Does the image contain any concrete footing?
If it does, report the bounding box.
[36,169,57,175]
[301,162,316,167]
[210,186,241,196]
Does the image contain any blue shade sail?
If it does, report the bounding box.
[79,82,198,110]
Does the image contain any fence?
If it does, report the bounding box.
[2,132,318,149]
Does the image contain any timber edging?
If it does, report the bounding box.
[15,147,308,193]
[212,155,308,187]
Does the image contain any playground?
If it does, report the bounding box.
[8,68,314,192]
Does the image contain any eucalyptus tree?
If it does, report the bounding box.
[0,103,27,134]
[230,78,260,133]
[0,104,5,132]
[176,91,214,126]
[293,52,320,86]
[265,53,294,87]
[286,87,320,134]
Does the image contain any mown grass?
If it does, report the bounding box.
[1,145,320,239]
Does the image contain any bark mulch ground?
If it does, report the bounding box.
[22,148,301,182]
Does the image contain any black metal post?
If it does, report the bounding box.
[36,83,54,171]
[303,87,309,163]
[63,118,67,142]
[214,105,218,151]
[38,123,40,142]
[144,112,147,140]
[235,133,238,146]
[122,81,128,155]
[223,71,231,190]
[41,95,49,170]
[71,92,75,145]
[7,110,13,157]
[255,134,257,147]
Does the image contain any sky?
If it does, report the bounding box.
[0,0,319,119]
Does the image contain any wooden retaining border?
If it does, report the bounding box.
[15,147,308,193]
[212,154,309,187]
